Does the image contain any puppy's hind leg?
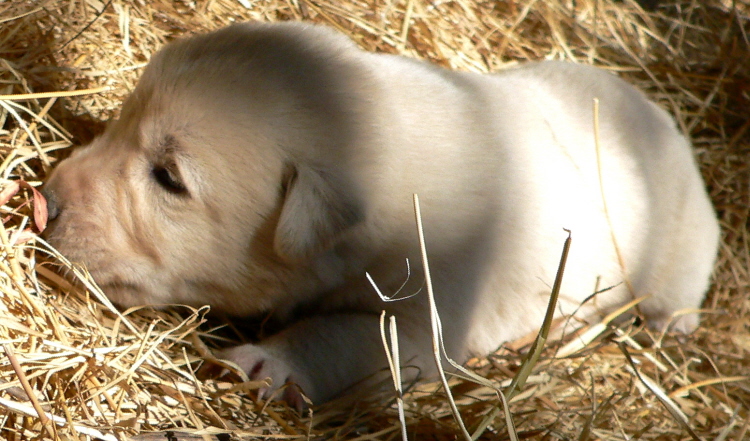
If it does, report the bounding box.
[637,191,720,334]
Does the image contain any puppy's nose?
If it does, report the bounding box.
[42,188,60,221]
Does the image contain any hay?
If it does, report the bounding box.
[1,0,748,439]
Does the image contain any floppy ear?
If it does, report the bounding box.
[273,164,362,262]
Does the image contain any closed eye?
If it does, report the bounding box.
[152,164,188,195]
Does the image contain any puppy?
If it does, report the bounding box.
[43,22,720,405]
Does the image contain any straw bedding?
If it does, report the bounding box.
[0,0,748,439]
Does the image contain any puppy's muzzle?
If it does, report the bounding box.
[42,188,62,222]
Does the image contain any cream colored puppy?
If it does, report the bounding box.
[43,22,720,405]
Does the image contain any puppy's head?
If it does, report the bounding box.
[43,23,367,314]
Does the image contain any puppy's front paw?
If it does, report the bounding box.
[220,344,308,410]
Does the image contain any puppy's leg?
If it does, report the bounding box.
[220,312,425,406]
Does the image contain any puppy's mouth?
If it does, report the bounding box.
[44,260,155,309]
[98,281,146,306]
[91,272,171,309]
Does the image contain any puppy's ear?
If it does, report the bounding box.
[274,164,362,262]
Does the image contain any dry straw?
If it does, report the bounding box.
[1,0,749,439]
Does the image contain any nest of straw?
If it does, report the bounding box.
[1,0,748,439]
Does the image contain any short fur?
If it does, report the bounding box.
[43,22,720,404]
